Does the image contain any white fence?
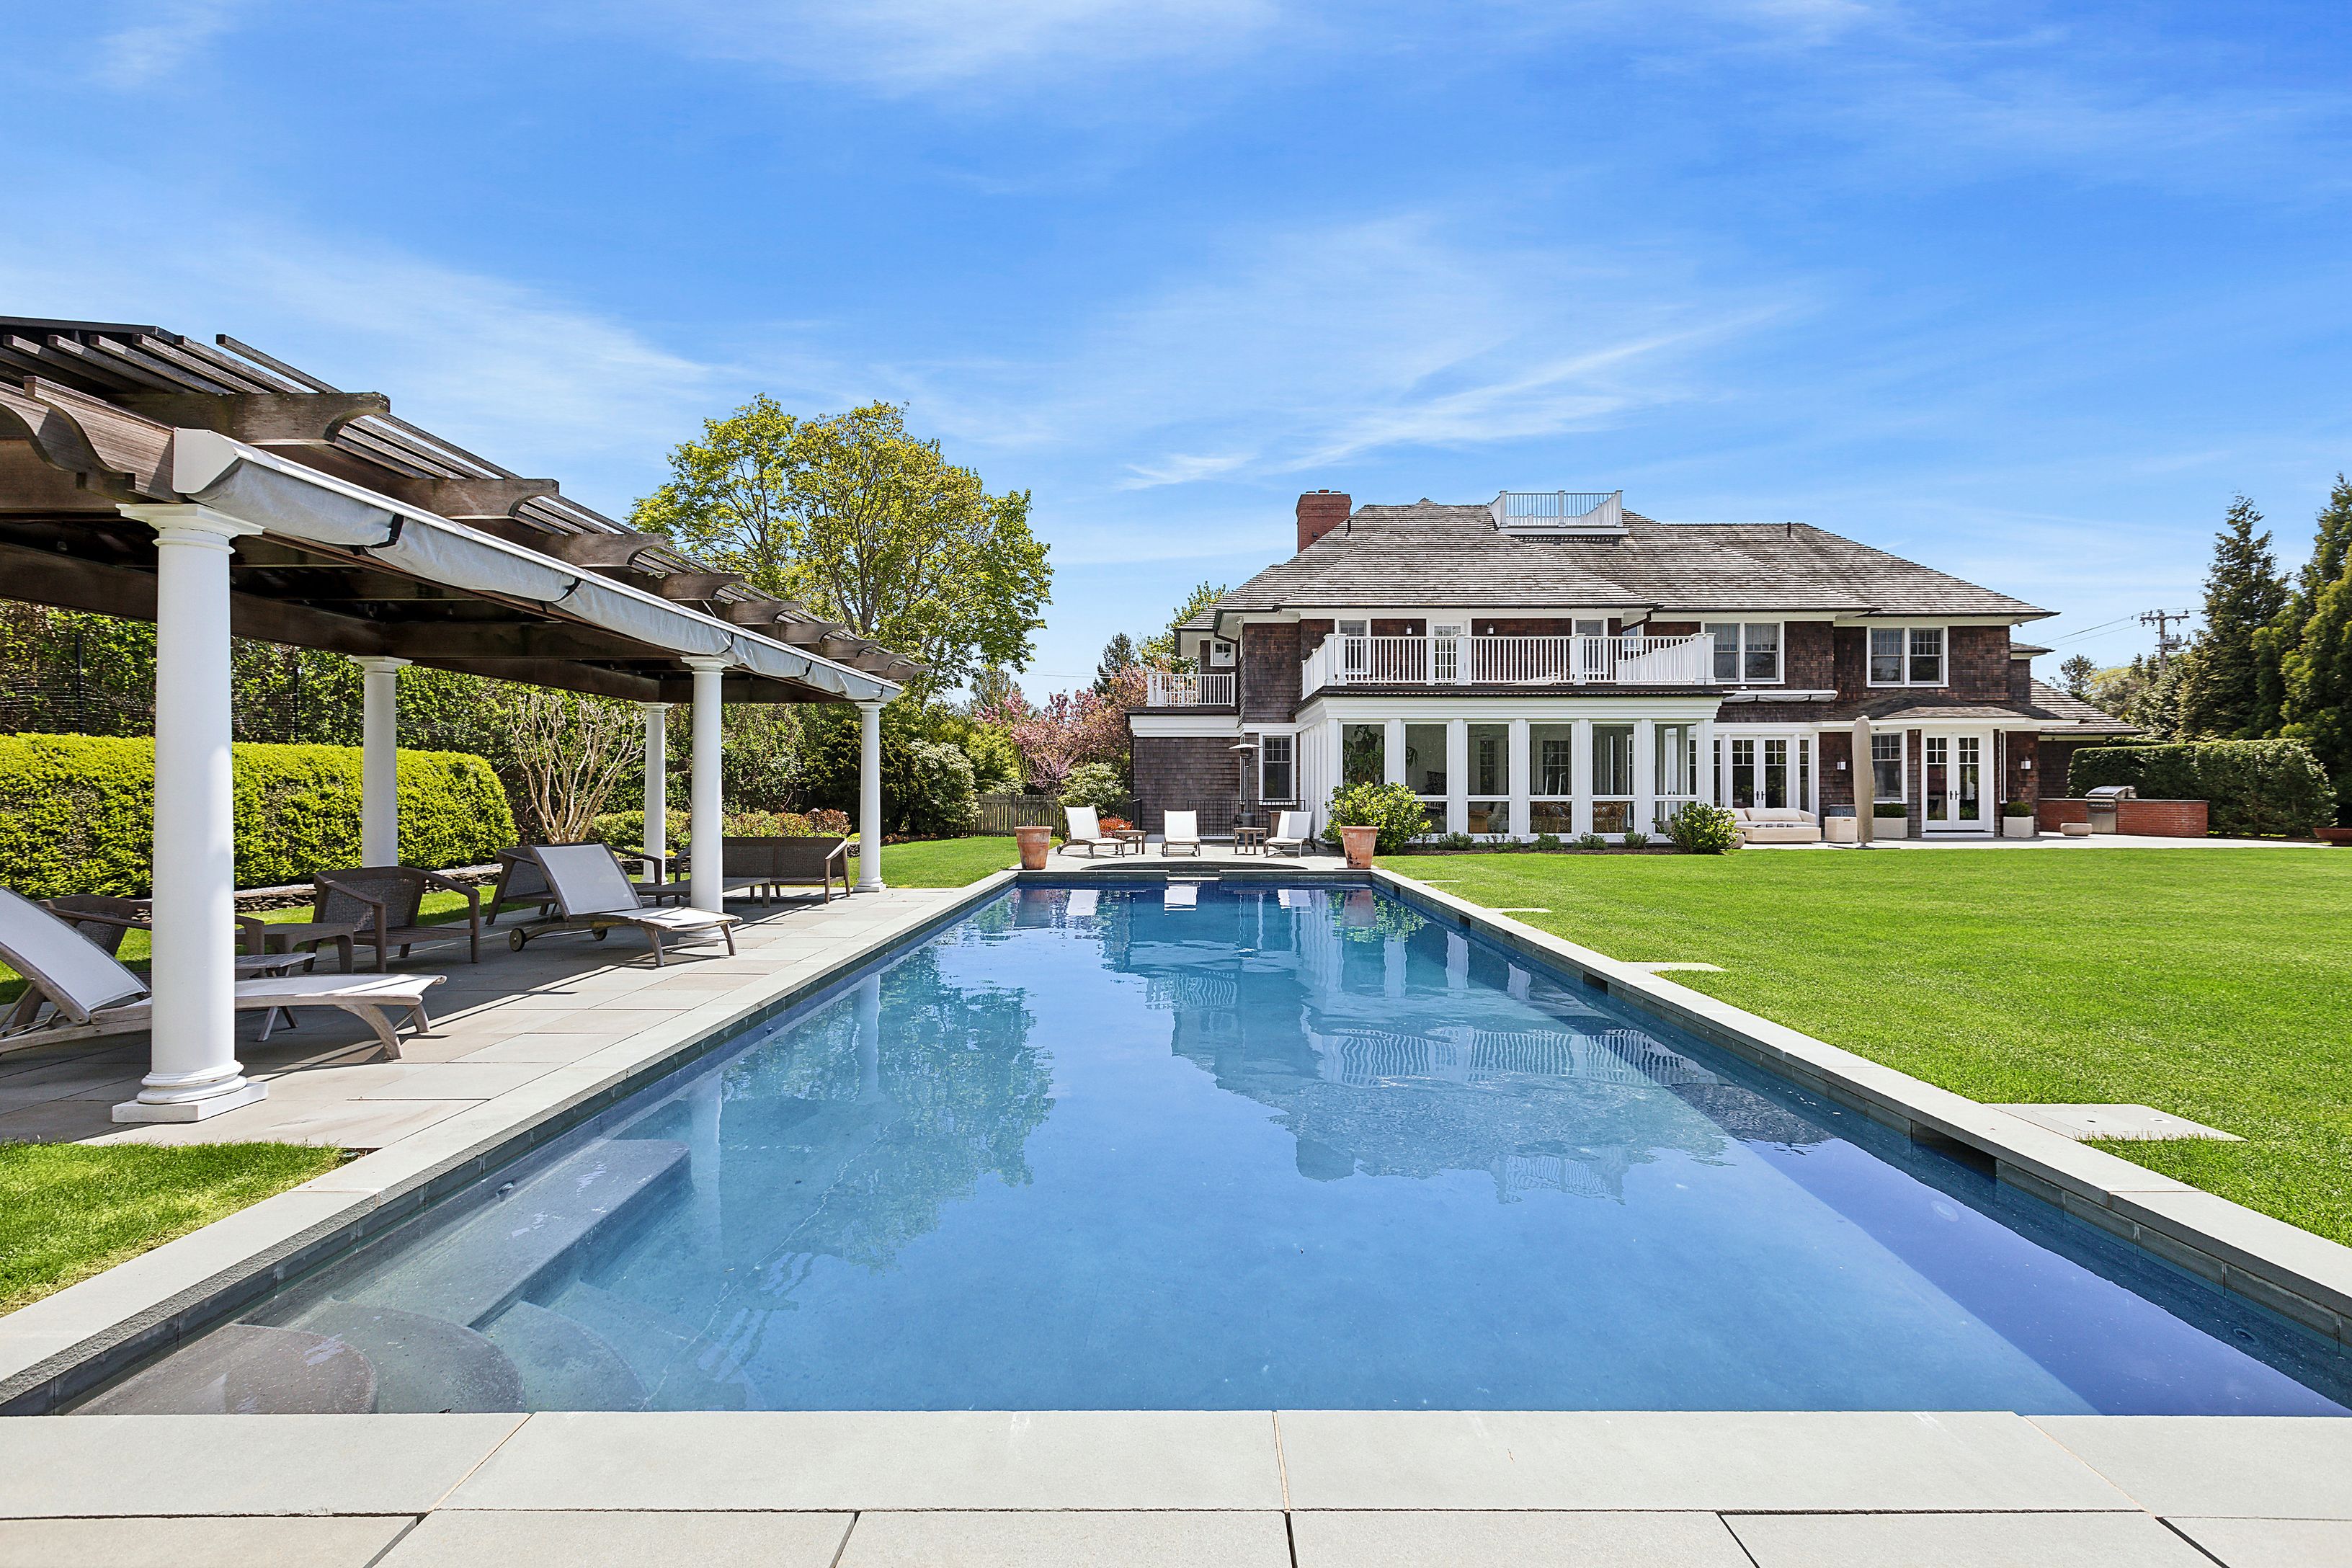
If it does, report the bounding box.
[1301,633,1714,691]
[1144,670,1236,707]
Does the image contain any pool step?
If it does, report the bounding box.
[545,1281,756,1410]
[349,1139,691,1328]
[76,1323,378,1415]
[293,1300,525,1414]
[482,1298,650,1410]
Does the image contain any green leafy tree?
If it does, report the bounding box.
[2085,658,2149,718]
[1139,581,1230,668]
[2057,654,2098,700]
[2177,496,2289,738]
[635,399,1050,695]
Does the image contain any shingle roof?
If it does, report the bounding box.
[2024,678,2141,733]
[1821,680,2138,732]
[1187,502,2050,631]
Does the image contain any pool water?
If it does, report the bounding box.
[84,883,2351,1415]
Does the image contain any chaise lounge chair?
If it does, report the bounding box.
[1062,806,1113,858]
[0,887,442,1060]
[1162,809,1203,857]
[486,845,683,926]
[1265,811,1315,858]
[503,844,740,967]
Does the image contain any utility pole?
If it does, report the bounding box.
[2139,609,2192,669]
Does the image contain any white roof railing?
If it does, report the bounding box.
[1489,490,1626,535]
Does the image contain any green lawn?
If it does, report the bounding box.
[1385,847,2352,1245]
[0,1141,345,1312]
[861,835,1020,887]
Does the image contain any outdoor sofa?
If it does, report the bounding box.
[0,887,443,1059]
[502,844,740,966]
[1731,806,1822,845]
[721,835,852,906]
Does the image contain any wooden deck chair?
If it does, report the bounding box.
[1063,805,1112,858]
[504,844,739,967]
[1162,810,1203,857]
[313,867,483,972]
[0,887,442,1060]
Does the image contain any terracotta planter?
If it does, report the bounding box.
[2318,827,2352,847]
[1340,824,1379,869]
[1015,824,1053,870]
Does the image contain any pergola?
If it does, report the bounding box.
[0,317,917,1124]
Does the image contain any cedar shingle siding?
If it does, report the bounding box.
[1131,736,1240,834]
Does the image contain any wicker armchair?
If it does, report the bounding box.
[313,867,481,972]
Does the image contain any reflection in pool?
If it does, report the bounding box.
[82,884,2351,1415]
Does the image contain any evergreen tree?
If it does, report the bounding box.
[1093,633,1138,694]
[2297,474,2352,608]
[2282,558,2352,826]
[2057,654,2098,699]
[2175,496,2289,738]
[2129,652,2191,740]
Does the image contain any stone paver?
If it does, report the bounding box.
[0,1415,521,1517]
[2034,1417,2352,1518]
[1274,1411,2133,1512]
[1991,1102,2245,1142]
[1288,1510,1750,1567]
[448,1411,1286,1512]
[0,1515,413,1568]
[836,1510,1290,1567]
[2169,1516,2352,1567]
[381,1510,852,1567]
[1725,1510,2212,1567]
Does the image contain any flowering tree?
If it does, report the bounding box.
[986,668,1143,792]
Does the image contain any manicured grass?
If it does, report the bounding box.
[859,835,1020,887]
[1384,847,2352,1245]
[0,1141,345,1312]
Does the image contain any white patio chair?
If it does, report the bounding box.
[1063,805,1113,858]
[1265,811,1315,858]
[504,844,740,966]
[1162,810,1203,857]
[0,887,442,1060]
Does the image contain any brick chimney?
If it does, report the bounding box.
[1296,490,1351,554]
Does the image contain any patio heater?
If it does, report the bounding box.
[1852,715,1874,848]
[1230,736,1260,839]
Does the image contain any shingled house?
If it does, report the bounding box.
[1129,490,2136,842]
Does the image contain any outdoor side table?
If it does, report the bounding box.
[1112,829,1149,857]
[249,920,361,974]
[1231,826,1269,855]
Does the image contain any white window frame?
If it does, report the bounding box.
[1867,624,1948,688]
[1703,621,1784,685]
[1257,732,1296,803]
[1869,730,1907,803]
[1206,637,1236,668]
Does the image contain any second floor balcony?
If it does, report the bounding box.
[1145,669,1237,707]
[1302,632,1716,692]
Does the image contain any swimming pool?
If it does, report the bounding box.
[81,883,2351,1415]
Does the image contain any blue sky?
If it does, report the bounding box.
[9,1,2351,693]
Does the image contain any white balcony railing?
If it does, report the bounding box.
[1301,633,1714,692]
[1144,670,1236,707]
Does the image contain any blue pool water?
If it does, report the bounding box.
[85,883,2351,1415]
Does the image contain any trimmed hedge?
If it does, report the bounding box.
[0,733,515,899]
[2068,739,2333,839]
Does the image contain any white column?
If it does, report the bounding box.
[355,656,409,866]
[685,658,729,912]
[1321,719,1343,833]
[856,698,886,891]
[1633,717,1657,837]
[1719,723,1736,805]
[641,702,671,881]
[115,505,265,1123]
[1697,717,1718,805]
[1507,718,1531,839]
[1382,718,1406,787]
[1572,718,1594,837]
[1444,718,1468,836]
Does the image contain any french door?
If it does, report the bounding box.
[1921,732,1990,834]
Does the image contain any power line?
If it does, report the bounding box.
[2044,612,2144,646]
[2139,608,2193,669]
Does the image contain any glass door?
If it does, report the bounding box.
[1923,733,1989,832]
[1430,620,1466,683]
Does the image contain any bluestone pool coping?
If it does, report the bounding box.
[3,863,2348,1546]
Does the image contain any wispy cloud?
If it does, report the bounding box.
[96,0,256,84]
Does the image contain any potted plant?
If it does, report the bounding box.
[1871,801,1910,839]
[2001,799,2038,839]
[1326,780,1427,870]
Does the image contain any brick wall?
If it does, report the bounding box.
[1132,736,1245,834]
[2036,798,2209,837]
[1296,491,1350,553]
[1241,622,1300,722]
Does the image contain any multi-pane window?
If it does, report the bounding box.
[1467,722,1508,834]
[1729,735,1811,811]
[1533,725,1575,796]
[1341,723,1383,787]
[1869,626,1946,686]
[1259,734,1293,801]
[1871,732,1904,801]
[1592,723,1634,833]
[1704,623,1782,683]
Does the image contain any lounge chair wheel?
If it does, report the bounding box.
[509,929,526,951]
[593,927,609,942]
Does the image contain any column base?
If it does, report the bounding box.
[112,1079,267,1123]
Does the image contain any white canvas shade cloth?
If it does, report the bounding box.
[0,888,440,1058]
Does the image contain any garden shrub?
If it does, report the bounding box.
[1059,762,1128,813]
[1664,801,1740,855]
[902,741,979,837]
[0,733,514,899]
[1871,801,1909,819]
[1324,780,1429,853]
[2069,739,2333,837]
[1620,829,1651,849]
[1574,832,1610,851]
[1532,832,1562,850]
